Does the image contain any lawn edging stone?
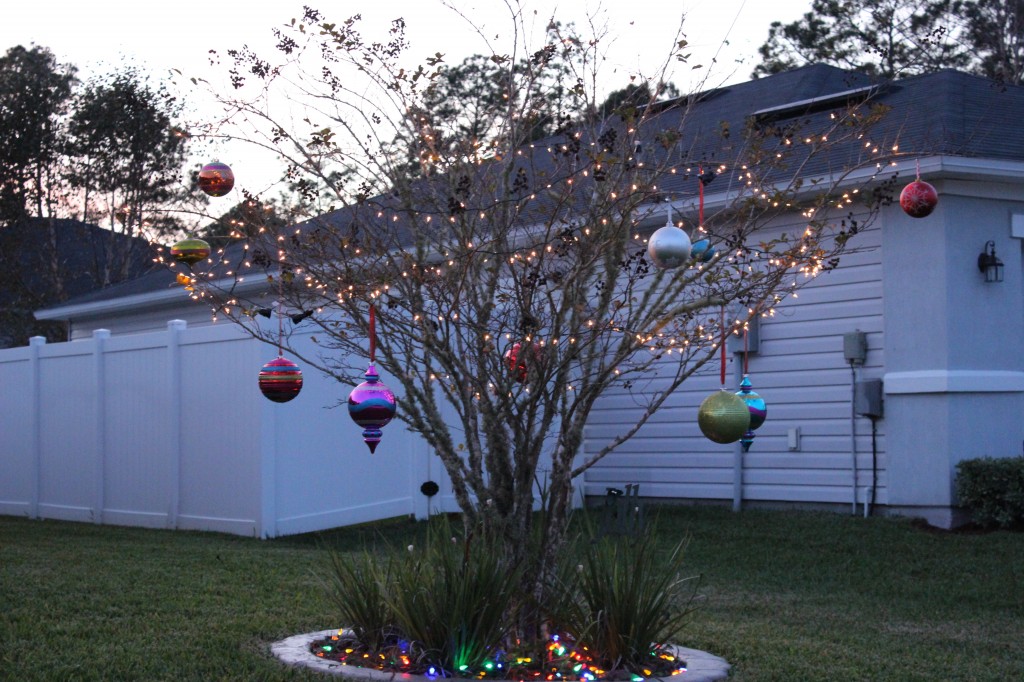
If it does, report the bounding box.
[272,629,731,681]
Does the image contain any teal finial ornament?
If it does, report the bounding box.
[736,374,767,452]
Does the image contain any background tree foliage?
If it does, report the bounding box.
[0,46,193,345]
[65,68,190,285]
[0,45,75,224]
[754,0,1023,84]
[188,5,898,621]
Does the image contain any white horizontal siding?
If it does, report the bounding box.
[584,216,887,507]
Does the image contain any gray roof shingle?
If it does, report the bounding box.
[38,64,1024,317]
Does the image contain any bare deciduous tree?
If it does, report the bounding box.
[179,5,897,612]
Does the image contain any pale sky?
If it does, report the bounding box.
[2,0,812,86]
[1,0,812,200]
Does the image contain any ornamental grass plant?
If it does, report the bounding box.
[322,516,523,676]
[550,520,701,674]
[320,512,697,679]
[386,520,523,674]
[323,548,397,652]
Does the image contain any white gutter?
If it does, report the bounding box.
[34,273,270,321]
[637,155,1024,231]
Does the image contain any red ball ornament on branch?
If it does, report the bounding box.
[504,341,542,383]
[899,179,938,218]
[258,356,303,403]
[198,162,235,197]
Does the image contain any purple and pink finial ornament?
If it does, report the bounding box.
[347,305,397,453]
[348,363,397,453]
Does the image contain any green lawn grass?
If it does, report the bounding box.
[2,507,1021,681]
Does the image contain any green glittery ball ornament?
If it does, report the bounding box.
[698,389,751,444]
[170,237,211,266]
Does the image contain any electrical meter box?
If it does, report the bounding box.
[855,379,884,418]
[843,330,868,364]
[728,315,760,355]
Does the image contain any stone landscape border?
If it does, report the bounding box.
[272,630,731,682]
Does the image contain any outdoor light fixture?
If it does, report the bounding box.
[977,240,1004,283]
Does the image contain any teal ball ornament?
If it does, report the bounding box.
[690,238,709,260]
[698,390,751,444]
[647,224,692,269]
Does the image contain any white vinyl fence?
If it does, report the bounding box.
[0,321,455,537]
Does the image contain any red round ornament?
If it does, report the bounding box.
[258,356,303,403]
[899,179,938,218]
[198,162,235,197]
[504,342,542,383]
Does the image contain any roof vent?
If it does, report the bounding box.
[751,84,881,122]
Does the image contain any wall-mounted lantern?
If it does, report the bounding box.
[977,240,1004,283]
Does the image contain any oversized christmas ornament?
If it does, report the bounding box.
[736,375,767,452]
[690,238,709,260]
[198,162,235,197]
[647,221,692,269]
[258,356,303,403]
[690,238,717,263]
[736,375,767,430]
[899,179,938,218]
[170,237,211,266]
[348,364,397,453]
[698,389,751,445]
[504,341,542,382]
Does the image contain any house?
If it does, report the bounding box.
[0,218,158,347]
[4,64,1024,534]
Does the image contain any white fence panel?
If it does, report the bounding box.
[0,347,36,517]
[268,331,422,537]
[0,320,437,538]
[102,331,174,528]
[37,341,97,522]
[177,325,263,535]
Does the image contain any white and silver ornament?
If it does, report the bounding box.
[647,206,691,269]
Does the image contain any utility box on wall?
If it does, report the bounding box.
[728,315,760,355]
[855,379,884,418]
[843,330,868,365]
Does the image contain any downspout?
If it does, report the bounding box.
[733,350,744,512]
[866,416,879,518]
[843,331,868,515]
[849,363,859,515]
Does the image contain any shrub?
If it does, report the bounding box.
[955,456,1024,528]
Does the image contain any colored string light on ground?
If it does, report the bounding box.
[309,633,686,680]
